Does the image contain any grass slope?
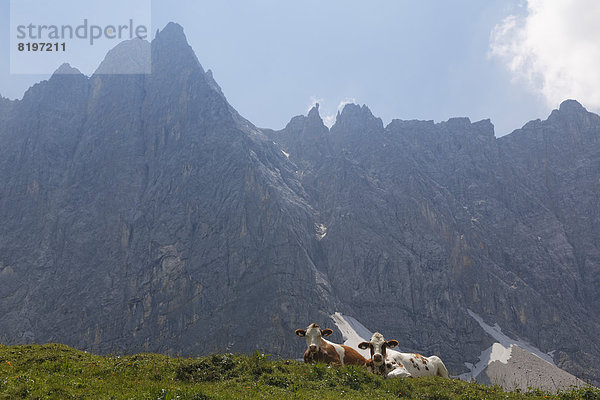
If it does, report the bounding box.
[0,344,598,399]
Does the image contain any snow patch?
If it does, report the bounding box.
[331,312,373,359]
[315,223,327,240]
[460,310,557,381]
[467,310,555,365]
[490,342,513,364]
[459,343,514,381]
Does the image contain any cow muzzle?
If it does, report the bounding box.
[309,345,317,353]
[373,354,383,363]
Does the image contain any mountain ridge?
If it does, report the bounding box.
[266,96,599,384]
[0,22,598,386]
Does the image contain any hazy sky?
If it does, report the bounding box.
[1,0,599,136]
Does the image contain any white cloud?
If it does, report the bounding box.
[322,114,336,128]
[490,0,600,110]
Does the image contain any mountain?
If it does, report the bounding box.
[265,100,600,385]
[0,22,331,358]
[0,22,598,386]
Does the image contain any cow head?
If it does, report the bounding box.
[358,332,398,367]
[295,323,333,354]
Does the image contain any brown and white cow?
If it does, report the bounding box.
[358,332,449,379]
[295,323,367,366]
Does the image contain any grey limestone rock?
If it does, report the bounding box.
[0,19,598,387]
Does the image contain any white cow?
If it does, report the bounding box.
[358,332,449,379]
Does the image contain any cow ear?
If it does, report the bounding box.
[295,329,306,337]
[387,340,399,348]
[358,342,370,350]
[321,328,333,337]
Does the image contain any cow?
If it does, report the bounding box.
[295,323,367,366]
[366,357,412,378]
[358,332,449,379]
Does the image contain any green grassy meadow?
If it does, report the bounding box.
[0,343,598,399]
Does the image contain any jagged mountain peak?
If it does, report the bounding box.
[338,103,373,119]
[53,63,84,76]
[20,63,88,105]
[94,38,151,75]
[151,22,203,74]
[267,104,330,163]
[282,104,327,133]
[159,21,186,37]
[331,103,383,135]
[545,99,600,134]
[306,103,326,125]
[559,99,586,113]
[283,115,307,131]
[548,99,595,121]
[153,22,190,51]
[139,22,239,127]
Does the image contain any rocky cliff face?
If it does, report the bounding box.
[267,100,600,384]
[0,23,333,358]
[0,22,598,385]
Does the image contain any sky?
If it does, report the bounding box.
[1,0,599,137]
